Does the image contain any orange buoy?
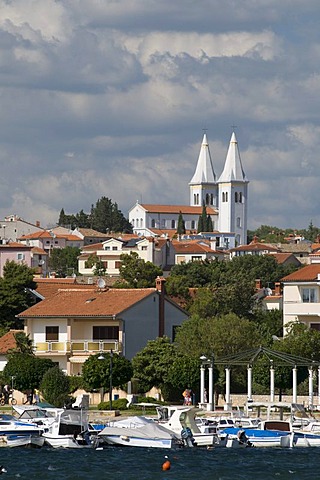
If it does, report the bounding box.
[162,457,171,471]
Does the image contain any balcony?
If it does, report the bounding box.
[34,340,122,355]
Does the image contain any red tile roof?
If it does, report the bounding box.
[140,204,217,215]
[229,242,280,253]
[173,240,215,254]
[281,264,320,282]
[17,288,156,318]
[0,242,32,249]
[0,330,23,354]
[35,278,95,299]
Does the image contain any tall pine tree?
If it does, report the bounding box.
[177,211,186,235]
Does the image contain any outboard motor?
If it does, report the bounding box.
[181,427,195,447]
[237,429,253,448]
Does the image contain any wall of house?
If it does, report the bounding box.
[283,282,320,329]
[120,294,188,359]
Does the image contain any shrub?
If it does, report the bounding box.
[69,375,84,393]
[98,398,128,410]
[40,366,70,407]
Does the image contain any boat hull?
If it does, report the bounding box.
[100,434,172,449]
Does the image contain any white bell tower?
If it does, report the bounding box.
[218,131,249,245]
[189,133,217,208]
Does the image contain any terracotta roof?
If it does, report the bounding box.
[268,253,300,264]
[35,278,95,299]
[18,231,58,240]
[173,240,214,254]
[281,264,320,282]
[76,228,111,237]
[82,243,104,251]
[0,242,32,249]
[140,204,218,215]
[17,288,156,318]
[31,247,48,255]
[229,242,280,253]
[0,330,23,354]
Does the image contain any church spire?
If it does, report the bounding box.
[189,133,216,185]
[218,131,247,183]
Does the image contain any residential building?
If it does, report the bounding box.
[0,242,32,277]
[0,215,45,244]
[229,238,280,258]
[129,131,249,247]
[282,264,320,332]
[172,239,226,264]
[18,278,189,374]
[0,330,22,371]
[78,235,175,276]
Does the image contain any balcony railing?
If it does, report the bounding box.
[34,340,121,354]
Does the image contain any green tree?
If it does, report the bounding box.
[3,353,55,393]
[0,261,37,329]
[40,366,70,407]
[9,332,34,355]
[82,353,133,402]
[116,252,162,288]
[48,246,80,277]
[177,212,186,235]
[132,337,176,394]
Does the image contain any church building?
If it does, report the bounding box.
[128,131,249,248]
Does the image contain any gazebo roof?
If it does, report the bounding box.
[215,346,318,367]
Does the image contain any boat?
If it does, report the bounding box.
[0,434,45,448]
[41,409,92,448]
[222,420,294,448]
[294,421,320,447]
[98,416,180,449]
[156,406,224,447]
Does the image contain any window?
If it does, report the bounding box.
[239,192,242,203]
[161,219,166,228]
[93,326,119,340]
[46,326,59,341]
[191,220,195,229]
[210,194,214,205]
[235,192,238,203]
[206,194,210,205]
[222,192,228,202]
[132,219,135,227]
[171,220,175,228]
[191,256,202,262]
[104,246,110,250]
[141,246,147,250]
[237,217,241,227]
[140,218,143,227]
[112,246,118,251]
[311,324,320,331]
[115,261,121,269]
[302,288,316,303]
[151,219,155,228]
[17,253,25,261]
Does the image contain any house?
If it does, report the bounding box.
[18,230,84,253]
[78,235,175,276]
[129,131,249,247]
[17,278,189,374]
[281,264,320,332]
[229,238,280,258]
[0,330,22,371]
[0,215,46,244]
[0,242,33,277]
[172,239,226,264]
[71,227,111,246]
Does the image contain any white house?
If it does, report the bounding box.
[129,131,249,247]
[282,264,320,332]
[18,278,189,374]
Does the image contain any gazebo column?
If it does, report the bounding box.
[292,366,298,404]
[318,367,320,407]
[225,367,231,410]
[208,364,214,411]
[309,367,314,410]
[270,364,275,402]
[247,365,253,401]
[200,365,205,404]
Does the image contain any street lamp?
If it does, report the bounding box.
[98,350,113,410]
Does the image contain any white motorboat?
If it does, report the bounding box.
[41,409,91,448]
[98,416,179,449]
[222,420,294,448]
[294,421,320,447]
[156,406,223,447]
[0,434,45,448]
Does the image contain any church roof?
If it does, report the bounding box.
[140,204,217,215]
[189,133,216,185]
[218,131,248,183]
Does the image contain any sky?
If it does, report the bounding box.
[1,0,320,232]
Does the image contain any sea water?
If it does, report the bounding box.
[0,446,318,479]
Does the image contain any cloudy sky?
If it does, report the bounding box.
[1,0,320,231]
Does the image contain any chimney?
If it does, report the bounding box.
[156,276,166,337]
[36,221,40,228]
[274,282,281,296]
[255,279,262,290]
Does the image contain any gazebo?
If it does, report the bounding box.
[200,346,320,411]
